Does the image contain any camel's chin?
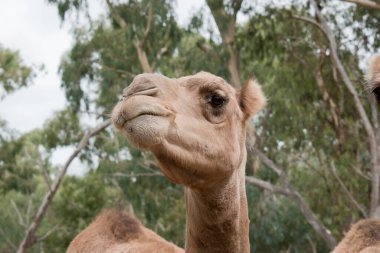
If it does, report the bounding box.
[122,115,168,149]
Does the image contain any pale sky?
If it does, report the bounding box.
[0,0,204,174]
[0,0,205,133]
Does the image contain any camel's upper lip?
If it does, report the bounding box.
[127,111,166,122]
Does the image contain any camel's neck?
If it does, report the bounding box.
[184,154,249,253]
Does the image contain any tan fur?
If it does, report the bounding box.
[367,55,380,102]
[66,209,183,253]
[332,219,380,253]
[110,72,265,253]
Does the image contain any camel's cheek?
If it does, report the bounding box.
[123,115,170,149]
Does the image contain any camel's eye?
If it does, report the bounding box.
[207,94,227,109]
[374,87,380,101]
[200,89,229,124]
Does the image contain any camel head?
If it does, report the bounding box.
[112,72,265,188]
[367,55,380,103]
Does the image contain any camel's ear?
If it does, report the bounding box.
[238,79,266,119]
[367,55,380,102]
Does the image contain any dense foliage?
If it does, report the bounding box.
[1,0,379,252]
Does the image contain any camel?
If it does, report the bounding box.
[110,71,265,252]
[66,209,184,253]
[367,55,380,103]
[332,219,380,253]
[66,71,265,253]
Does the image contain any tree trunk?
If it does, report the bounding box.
[134,41,153,73]
[205,0,242,88]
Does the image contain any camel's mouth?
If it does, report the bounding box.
[115,111,167,130]
[112,99,173,131]
[112,103,173,149]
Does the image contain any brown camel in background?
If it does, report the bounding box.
[332,219,380,253]
[66,209,183,253]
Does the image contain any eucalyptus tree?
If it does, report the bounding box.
[2,0,380,252]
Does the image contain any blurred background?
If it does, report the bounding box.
[0,0,379,252]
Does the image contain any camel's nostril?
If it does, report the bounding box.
[125,81,158,97]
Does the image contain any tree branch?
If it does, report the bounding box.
[308,0,379,218]
[141,3,153,48]
[105,0,153,73]
[205,0,241,88]
[112,172,163,178]
[196,40,221,63]
[16,120,111,253]
[37,224,60,242]
[100,63,136,78]
[0,227,17,251]
[289,13,327,38]
[330,163,368,217]
[25,196,33,228]
[314,52,344,143]
[105,0,127,29]
[250,148,337,250]
[341,0,380,10]
[40,162,52,192]
[152,29,171,69]
[252,149,284,177]
[134,42,153,72]
[132,3,154,73]
[11,199,26,228]
[245,176,293,196]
